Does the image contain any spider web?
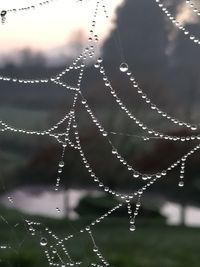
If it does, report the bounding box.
[1,0,200,266]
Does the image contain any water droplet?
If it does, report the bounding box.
[40,237,48,246]
[102,131,108,137]
[93,246,98,253]
[130,224,136,232]
[112,149,117,154]
[52,248,57,254]
[94,63,100,68]
[59,161,65,168]
[56,207,61,212]
[133,172,139,178]
[1,10,7,17]
[29,226,34,232]
[0,245,7,249]
[1,10,6,24]
[81,99,87,105]
[8,196,13,203]
[105,81,110,86]
[97,57,103,63]
[120,62,128,72]
[191,125,197,131]
[178,181,184,187]
[142,175,148,180]
[58,168,62,173]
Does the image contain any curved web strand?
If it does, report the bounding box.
[1,198,122,267]
[72,114,169,199]
[118,62,199,131]
[0,49,86,84]
[24,201,123,267]
[0,0,89,25]
[154,0,200,45]
[25,219,81,267]
[72,112,200,229]
[94,62,200,142]
[0,64,85,136]
[185,0,200,16]
[54,93,79,192]
[76,96,200,187]
[1,0,199,266]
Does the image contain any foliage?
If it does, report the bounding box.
[0,207,200,267]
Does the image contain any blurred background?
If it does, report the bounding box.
[1,0,200,266]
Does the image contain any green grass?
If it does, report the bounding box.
[0,206,200,267]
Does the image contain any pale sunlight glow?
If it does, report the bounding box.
[0,0,124,55]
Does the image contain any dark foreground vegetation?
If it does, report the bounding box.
[0,206,200,267]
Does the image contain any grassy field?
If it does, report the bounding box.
[0,206,200,267]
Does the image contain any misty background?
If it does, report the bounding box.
[1,0,200,267]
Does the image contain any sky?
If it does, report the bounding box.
[0,0,195,65]
[0,0,124,63]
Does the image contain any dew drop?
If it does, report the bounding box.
[1,10,7,17]
[58,168,62,173]
[112,149,117,154]
[56,207,61,212]
[102,131,108,137]
[178,181,184,187]
[142,175,148,180]
[97,57,103,63]
[133,172,139,178]
[105,81,110,87]
[29,226,34,232]
[119,62,128,72]
[81,99,87,105]
[0,245,7,249]
[59,161,65,168]
[93,246,98,253]
[94,63,100,68]
[130,224,136,232]
[191,125,197,131]
[52,248,57,254]
[40,237,48,246]
[8,196,13,203]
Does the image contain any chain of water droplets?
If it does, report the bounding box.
[26,219,82,266]
[0,0,102,210]
[108,131,200,141]
[1,0,102,211]
[77,93,200,188]
[0,2,116,265]
[24,202,123,267]
[0,0,99,146]
[72,105,200,230]
[0,0,101,82]
[185,0,200,16]
[53,0,104,195]
[1,4,123,266]
[119,62,199,131]
[96,61,200,142]
[1,0,199,266]
[99,1,200,136]
[0,0,101,136]
[0,0,192,239]
[43,49,200,197]
[0,0,87,25]
[154,0,200,45]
